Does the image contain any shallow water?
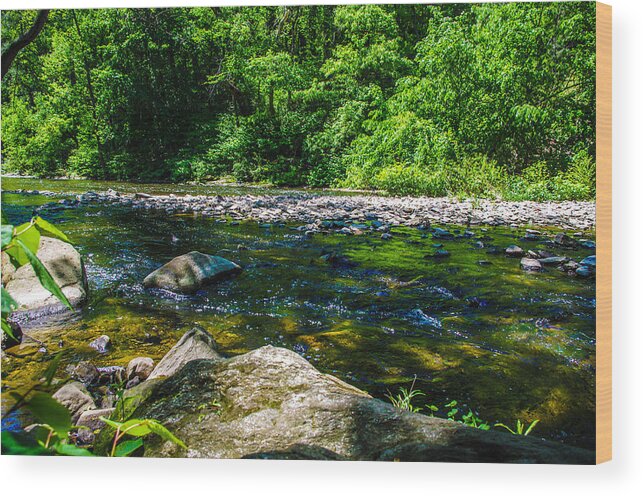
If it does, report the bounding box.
[1,178,596,450]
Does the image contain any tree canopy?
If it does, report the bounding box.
[1,3,596,199]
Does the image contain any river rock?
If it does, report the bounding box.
[69,361,100,385]
[520,258,543,272]
[52,381,96,423]
[126,357,155,382]
[77,407,115,431]
[143,252,241,294]
[3,237,88,315]
[554,233,579,248]
[538,256,569,266]
[121,345,592,463]
[506,245,524,257]
[89,335,111,353]
[148,327,221,380]
[580,255,596,268]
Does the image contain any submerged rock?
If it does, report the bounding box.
[3,237,88,317]
[143,252,242,294]
[122,345,593,463]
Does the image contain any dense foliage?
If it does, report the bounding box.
[1,3,596,199]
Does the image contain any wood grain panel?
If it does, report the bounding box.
[595,1,612,465]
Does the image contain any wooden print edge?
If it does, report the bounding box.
[595,1,612,465]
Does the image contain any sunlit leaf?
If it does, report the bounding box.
[34,217,70,243]
[118,419,152,437]
[5,222,40,267]
[15,238,72,309]
[146,419,186,448]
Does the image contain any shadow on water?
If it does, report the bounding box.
[1,182,596,450]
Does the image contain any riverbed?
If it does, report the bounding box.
[1,177,597,450]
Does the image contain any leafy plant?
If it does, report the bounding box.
[101,417,186,457]
[2,353,93,456]
[495,419,540,436]
[386,375,425,413]
[1,215,72,340]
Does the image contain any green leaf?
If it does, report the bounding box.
[34,217,70,243]
[5,222,40,267]
[100,417,123,430]
[15,238,72,309]
[146,419,187,449]
[1,224,14,249]
[24,392,72,440]
[115,438,143,457]
[118,419,152,437]
[1,287,18,314]
[42,353,63,386]
[524,419,540,436]
[1,431,50,456]
[1,317,17,340]
[54,442,94,456]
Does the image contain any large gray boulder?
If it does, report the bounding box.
[143,252,241,293]
[3,236,88,316]
[125,344,593,463]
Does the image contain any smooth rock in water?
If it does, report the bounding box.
[580,255,596,268]
[576,266,594,277]
[122,346,593,463]
[3,237,88,314]
[96,365,126,384]
[580,240,596,250]
[148,327,221,380]
[432,228,454,240]
[143,252,241,294]
[89,335,111,353]
[381,233,393,241]
[554,233,579,248]
[506,245,524,257]
[127,357,155,382]
[77,408,115,431]
[428,249,450,258]
[52,381,96,423]
[538,256,569,266]
[69,361,100,385]
[520,258,543,272]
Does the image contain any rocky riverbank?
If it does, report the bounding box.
[9,188,596,230]
[52,327,592,463]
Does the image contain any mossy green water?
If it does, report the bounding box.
[1,179,596,450]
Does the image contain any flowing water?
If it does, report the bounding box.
[1,178,597,450]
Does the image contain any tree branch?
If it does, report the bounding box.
[1,9,50,80]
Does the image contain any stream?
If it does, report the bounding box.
[1,177,597,450]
